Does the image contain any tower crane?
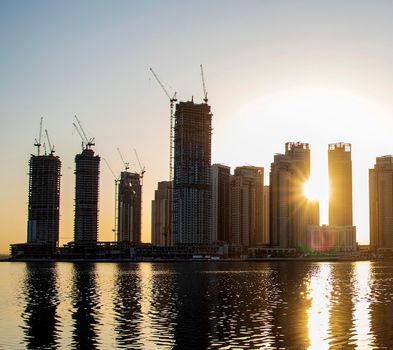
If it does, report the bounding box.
[200,64,208,103]
[103,157,120,241]
[117,147,130,171]
[34,117,43,155]
[149,68,177,182]
[45,129,55,155]
[73,115,95,150]
[133,148,146,186]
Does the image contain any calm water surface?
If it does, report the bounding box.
[0,261,393,349]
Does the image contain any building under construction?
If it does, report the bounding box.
[117,171,141,243]
[74,148,100,244]
[173,101,212,244]
[27,153,61,246]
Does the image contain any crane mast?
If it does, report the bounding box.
[149,68,177,182]
[103,157,120,241]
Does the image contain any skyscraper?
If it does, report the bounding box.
[117,171,141,243]
[211,164,231,243]
[270,142,319,249]
[230,166,264,247]
[151,181,172,246]
[328,143,353,226]
[173,101,212,244]
[27,153,61,246]
[369,156,393,251]
[74,148,100,244]
[262,185,270,246]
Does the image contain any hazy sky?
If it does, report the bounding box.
[2,0,393,253]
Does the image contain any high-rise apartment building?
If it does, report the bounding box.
[27,153,61,246]
[262,185,270,246]
[151,181,172,246]
[369,156,393,251]
[74,148,100,244]
[328,143,353,226]
[173,101,212,244]
[230,166,264,247]
[270,142,319,249]
[117,171,141,243]
[211,164,231,243]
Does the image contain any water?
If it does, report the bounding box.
[1,261,393,349]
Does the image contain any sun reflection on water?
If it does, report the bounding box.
[353,262,372,349]
[307,264,332,350]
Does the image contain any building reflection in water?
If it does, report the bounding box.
[71,263,100,349]
[172,263,211,349]
[113,263,143,348]
[149,264,177,348]
[370,262,393,349]
[22,262,60,349]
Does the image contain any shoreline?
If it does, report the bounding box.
[1,256,381,263]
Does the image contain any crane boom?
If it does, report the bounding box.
[73,122,86,149]
[200,64,208,103]
[117,148,129,171]
[74,115,89,144]
[133,148,145,175]
[103,157,118,180]
[44,129,55,154]
[150,68,172,100]
[74,115,95,149]
[34,117,43,155]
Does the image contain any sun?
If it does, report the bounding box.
[303,179,326,202]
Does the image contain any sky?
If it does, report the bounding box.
[1,0,393,253]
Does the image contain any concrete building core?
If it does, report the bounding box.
[369,155,393,251]
[27,154,61,246]
[74,148,100,244]
[173,101,212,245]
[117,171,141,243]
[328,143,353,226]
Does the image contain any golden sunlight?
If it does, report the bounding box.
[303,178,329,204]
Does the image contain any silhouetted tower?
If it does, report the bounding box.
[173,101,212,244]
[230,166,264,247]
[117,171,141,243]
[151,181,172,246]
[27,119,61,247]
[270,142,319,249]
[328,143,353,226]
[27,155,61,246]
[73,116,100,244]
[369,156,393,251]
[211,164,231,243]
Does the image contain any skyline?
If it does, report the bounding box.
[3,1,393,253]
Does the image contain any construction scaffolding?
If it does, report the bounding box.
[173,101,212,244]
[74,149,100,244]
[27,154,61,246]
